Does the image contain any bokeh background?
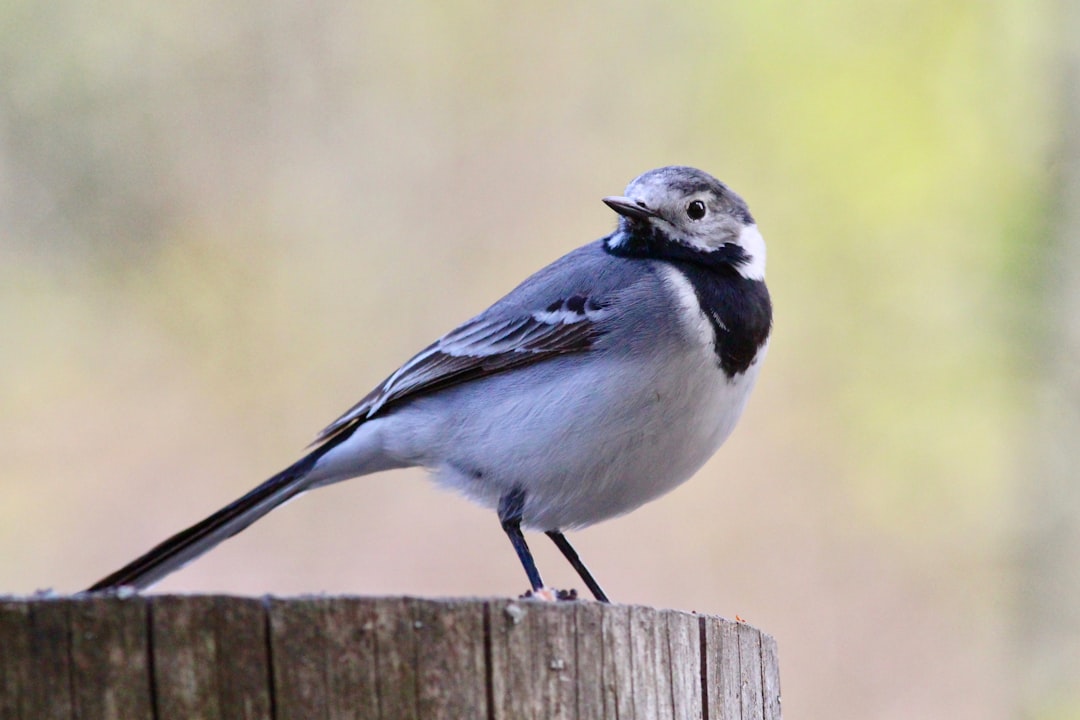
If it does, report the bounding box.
[2,1,1076,718]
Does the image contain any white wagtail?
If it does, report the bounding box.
[87,166,772,602]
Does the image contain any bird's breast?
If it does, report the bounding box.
[658,260,772,379]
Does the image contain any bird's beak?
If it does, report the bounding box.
[603,196,659,221]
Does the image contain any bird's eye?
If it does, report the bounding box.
[687,200,707,220]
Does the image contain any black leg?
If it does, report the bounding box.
[498,488,544,593]
[546,530,610,603]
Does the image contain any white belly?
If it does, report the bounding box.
[370,329,767,531]
[506,344,765,530]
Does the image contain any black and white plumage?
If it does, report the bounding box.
[87,166,773,601]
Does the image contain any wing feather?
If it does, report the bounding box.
[313,297,610,446]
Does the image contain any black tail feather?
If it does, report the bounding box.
[86,449,325,592]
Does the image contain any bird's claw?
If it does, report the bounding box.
[520,587,579,602]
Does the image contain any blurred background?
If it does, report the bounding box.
[1,1,1075,718]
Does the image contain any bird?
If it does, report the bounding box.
[86,166,772,602]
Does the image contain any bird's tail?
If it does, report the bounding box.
[86,450,325,592]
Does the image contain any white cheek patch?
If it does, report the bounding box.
[664,222,767,281]
[735,224,766,281]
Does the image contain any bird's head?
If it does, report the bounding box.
[603,166,765,281]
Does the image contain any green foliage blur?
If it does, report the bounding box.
[0,1,1057,718]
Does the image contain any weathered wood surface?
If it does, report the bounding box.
[0,595,781,720]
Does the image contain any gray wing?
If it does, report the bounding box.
[313,241,626,444]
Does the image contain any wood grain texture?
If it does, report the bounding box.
[322,596,380,720]
[27,599,75,720]
[488,599,577,720]
[760,631,783,720]
[69,596,153,720]
[0,596,780,719]
[0,598,77,720]
[413,598,487,720]
[737,623,765,720]
[703,613,742,720]
[268,596,332,720]
[371,597,419,720]
[600,603,633,719]
[664,609,703,720]
[571,602,606,719]
[0,599,32,720]
[629,603,673,720]
[151,595,270,720]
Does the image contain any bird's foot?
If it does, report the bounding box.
[520,587,579,602]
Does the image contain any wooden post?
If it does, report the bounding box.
[0,595,781,719]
